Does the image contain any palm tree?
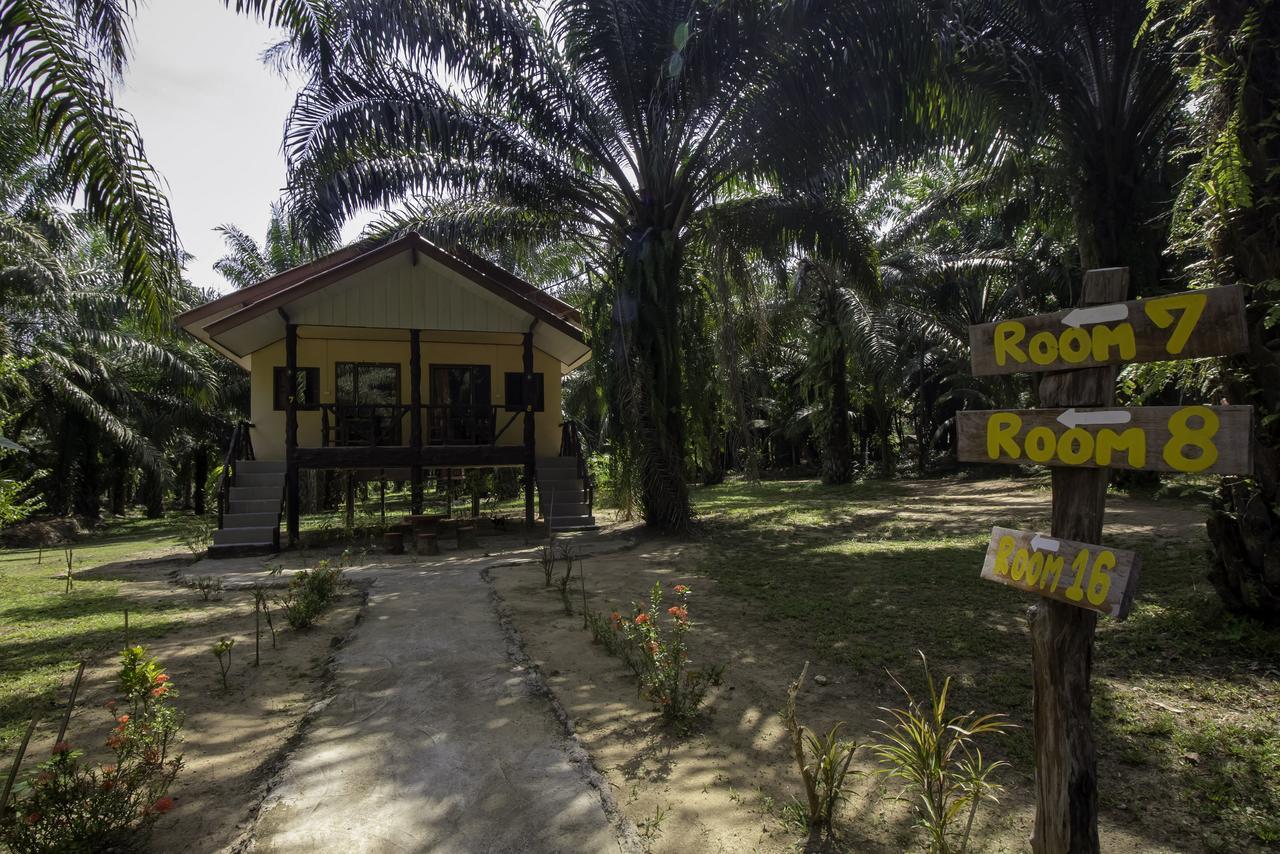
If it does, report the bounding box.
[0,2,181,318]
[1156,0,1280,623]
[938,0,1187,297]
[249,0,939,531]
[214,201,333,289]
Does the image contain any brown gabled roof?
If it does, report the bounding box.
[177,233,583,339]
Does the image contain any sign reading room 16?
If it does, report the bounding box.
[981,527,1139,619]
[956,405,1254,475]
[969,286,1247,376]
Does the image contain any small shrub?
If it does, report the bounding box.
[782,662,859,835]
[176,513,213,556]
[276,561,344,630]
[557,544,577,616]
[194,575,223,601]
[251,586,277,652]
[1,647,183,853]
[872,653,1012,854]
[211,637,235,690]
[538,543,556,588]
[617,582,722,728]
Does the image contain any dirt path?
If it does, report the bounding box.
[245,552,630,853]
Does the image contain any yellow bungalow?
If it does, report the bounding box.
[177,233,593,555]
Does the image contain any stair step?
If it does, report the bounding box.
[539,502,589,516]
[536,478,583,489]
[207,543,279,559]
[228,498,279,515]
[235,472,284,488]
[213,526,278,546]
[548,518,597,532]
[230,485,280,502]
[222,511,279,529]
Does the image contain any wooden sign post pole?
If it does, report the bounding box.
[1030,267,1128,853]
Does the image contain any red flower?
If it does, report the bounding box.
[51,741,71,755]
[634,613,650,625]
[648,641,660,656]
[673,585,689,594]
[667,606,688,622]
[106,735,123,749]
[154,673,170,684]
[104,699,118,712]
[150,796,175,814]
[34,771,53,786]
[116,714,130,725]
[101,764,116,775]
[151,684,169,698]
[24,812,40,826]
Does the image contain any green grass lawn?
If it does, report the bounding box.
[0,515,195,750]
[691,476,1280,849]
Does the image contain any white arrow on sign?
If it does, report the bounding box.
[1062,303,1129,327]
[1030,534,1060,553]
[1056,408,1133,429]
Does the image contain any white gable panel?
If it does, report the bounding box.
[288,251,533,334]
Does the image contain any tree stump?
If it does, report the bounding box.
[456,525,477,549]
[417,531,439,556]
[382,531,404,555]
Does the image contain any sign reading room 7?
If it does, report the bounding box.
[969,285,1247,375]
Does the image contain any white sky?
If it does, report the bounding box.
[118,2,369,295]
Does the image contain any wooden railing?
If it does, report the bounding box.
[216,420,255,529]
[318,404,502,447]
[559,419,594,515]
[320,404,410,448]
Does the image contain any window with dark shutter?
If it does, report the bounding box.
[503,372,544,412]
[273,367,319,410]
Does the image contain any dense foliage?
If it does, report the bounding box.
[0,0,1274,617]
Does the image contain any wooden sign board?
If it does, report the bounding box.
[969,285,1247,376]
[956,405,1253,475]
[981,527,1140,619]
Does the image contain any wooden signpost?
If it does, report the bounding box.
[957,405,1254,474]
[957,268,1253,854]
[981,527,1140,620]
[969,285,1247,376]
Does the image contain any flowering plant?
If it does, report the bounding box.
[615,582,722,727]
[1,647,184,852]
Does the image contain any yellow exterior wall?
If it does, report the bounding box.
[248,328,565,461]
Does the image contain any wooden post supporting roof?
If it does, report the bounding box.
[1029,268,1127,854]
[285,321,300,546]
[523,325,537,527]
[410,328,423,515]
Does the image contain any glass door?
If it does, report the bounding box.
[335,362,402,445]
[429,365,492,443]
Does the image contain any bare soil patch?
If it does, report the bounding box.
[492,477,1276,853]
[13,555,364,853]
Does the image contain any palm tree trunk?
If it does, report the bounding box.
[192,445,209,516]
[73,428,102,522]
[822,337,853,484]
[619,224,691,532]
[109,449,128,516]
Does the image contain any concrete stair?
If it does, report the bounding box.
[536,456,596,531]
[209,459,283,557]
